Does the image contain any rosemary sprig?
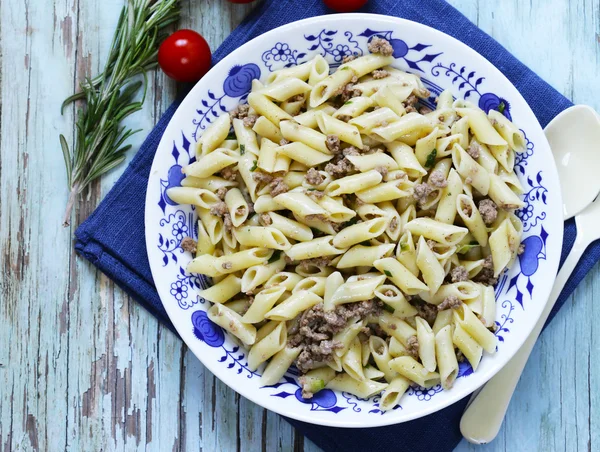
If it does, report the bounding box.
[60,0,180,226]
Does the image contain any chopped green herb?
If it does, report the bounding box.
[307,188,317,191]
[383,304,395,313]
[309,379,326,392]
[250,160,258,172]
[240,144,246,155]
[457,243,479,254]
[400,242,410,252]
[384,270,393,277]
[226,131,236,140]
[344,217,359,227]
[268,250,282,264]
[497,102,506,114]
[424,149,437,168]
[340,66,350,71]
[344,100,353,105]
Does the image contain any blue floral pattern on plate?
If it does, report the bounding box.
[148,19,558,421]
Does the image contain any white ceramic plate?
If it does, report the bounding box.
[145,14,563,427]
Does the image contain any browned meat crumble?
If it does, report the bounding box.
[367,36,394,56]
[372,69,390,79]
[180,237,197,254]
[243,115,257,128]
[450,266,469,283]
[411,299,438,324]
[291,301,383,373]
[403,94,418,113]
[230,104,250,119]
[325,135,341,154]
[219,166,238,181]
[268,177,289,196]
[375,166,388,178]
[216,187,228,200]
[467,141,482,159]
[406,335,419,359]
[428,170,448,188]
[413,183,434,205]
[259,213,272,226]
[518,243,526,255]
[324,156,354,177]
[478,199,498,225]
[437,295,462,311]
[418,105,433,115]
[474,255,497,286]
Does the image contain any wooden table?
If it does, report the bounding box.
[1,0,598,450]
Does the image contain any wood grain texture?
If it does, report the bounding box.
[0,0,597,451]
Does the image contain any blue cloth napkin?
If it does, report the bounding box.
[75,0,593,450]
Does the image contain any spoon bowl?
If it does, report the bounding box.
[544,105,600,220]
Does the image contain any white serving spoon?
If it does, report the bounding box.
[460,105,600,444]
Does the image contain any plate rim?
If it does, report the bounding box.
[144,12,564,428]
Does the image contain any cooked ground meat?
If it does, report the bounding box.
[325,157,354,177]
[468,141,482,159]
[236,206,247,216]
[222,262,232,270]
[518,243,526,255]
[403,94,418,113]
[280,138,290,146]
[216,187,228,200]
[462,201,473,216]
[259,213,272,226]
[242,115,257,128]
[413,183,434,205]
[411,299,438,324]
[456,349,465,362]
[367,36,394,56]
[289,94,305,103]
[325,135,341,154]
[342,54,356,63]
[342,146,361,157]
[372,69,390,79]
[427,239,437,250]
[298,257,333,270]
[295,340,343,374]
[252,171,274,185]
[389,217,399,231]
[437,295,462,311]
[428,170,448,188]
[230,104,250,119]
[450,266,469,283]
[290,300,383,373]
[219,166,238,181]
[384,289,395,298]
[268,177,289,197]
[336,114,352,122]
[223,213,233,231]
[474,255,497,286]
[180,237,197,253]
[406,335,419,359]
[304,213,328,222]
[210,201,228,217]
[306,189,325,200]
[418,105,433,115]
[478,199,498,225]
[339,83,362,103]
[375,166,388,177]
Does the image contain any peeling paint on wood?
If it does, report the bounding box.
[0,0,598,451]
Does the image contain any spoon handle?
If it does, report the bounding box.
[460,238,590,444]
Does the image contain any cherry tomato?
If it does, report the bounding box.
[158,30,212,83]
[323,0,368,12]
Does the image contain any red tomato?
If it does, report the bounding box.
[158,30,212,83]
[323,0,368,12]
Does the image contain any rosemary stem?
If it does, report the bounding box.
[63,182,81,227]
